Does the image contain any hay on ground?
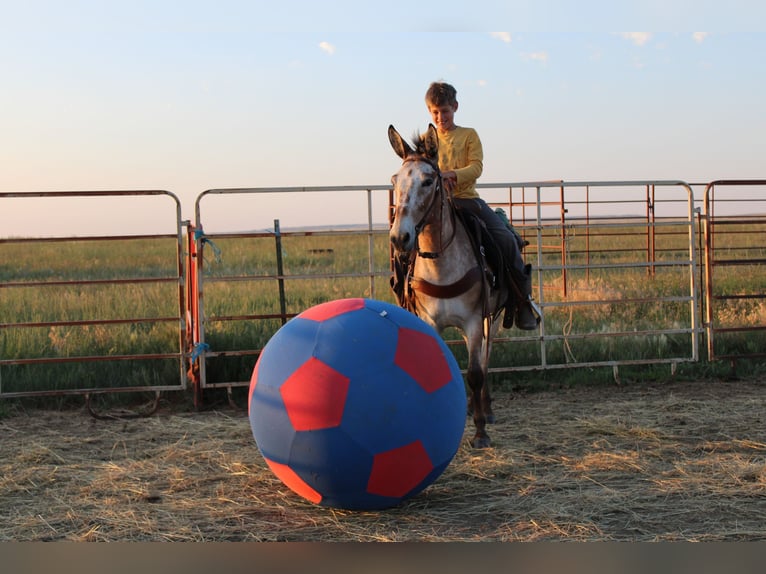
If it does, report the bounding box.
[1,380,765,541]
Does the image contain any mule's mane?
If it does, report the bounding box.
[411,131,430,156]
[406,131,440,169]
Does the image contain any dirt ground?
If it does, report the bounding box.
[1,379,765,542]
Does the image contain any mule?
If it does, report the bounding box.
[388,124,507,448]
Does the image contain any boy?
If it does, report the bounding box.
[425,81,539,330]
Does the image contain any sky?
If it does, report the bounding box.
[1,1,765,236]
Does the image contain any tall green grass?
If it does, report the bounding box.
[1,238,183,395]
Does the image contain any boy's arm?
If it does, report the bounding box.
[454,129,483,187]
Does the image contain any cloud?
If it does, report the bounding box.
[318,41,336,55]
[478,79,487,87]
[621,32,652,46]
[522,51,548,64]
[692,32,709,43]
[490,32,511,44]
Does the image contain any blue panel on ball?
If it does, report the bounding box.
[364,298,437,336]
[415,381,467,466]
[249,382,296,464]
[312,307,399,377]
[341,362,432,453]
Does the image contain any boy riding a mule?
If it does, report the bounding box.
[424,81,539,330]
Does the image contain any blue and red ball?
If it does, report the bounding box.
[248,298,466,510]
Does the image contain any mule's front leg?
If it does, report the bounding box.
[466,363,491,448]
[482,384,495,425]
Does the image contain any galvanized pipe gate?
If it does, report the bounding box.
[2,180,765,405]
[0,190,189,412]
[702,180,766,369]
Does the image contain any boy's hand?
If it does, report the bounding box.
[442,171,457,193]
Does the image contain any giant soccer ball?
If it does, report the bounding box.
[248,298,466,510]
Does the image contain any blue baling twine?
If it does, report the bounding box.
[194,228,222,263]
[190,342,210,364]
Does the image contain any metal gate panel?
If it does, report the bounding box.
[0,190,188,399]
[478,180,700,377]
[703,180,766,363]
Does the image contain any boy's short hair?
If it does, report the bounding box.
[425,82,457,107]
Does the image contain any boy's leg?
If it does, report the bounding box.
[494,207,528,250]
[471,200,539,330]
[507,263,539,330]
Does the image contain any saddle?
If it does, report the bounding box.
[454,208,505,292]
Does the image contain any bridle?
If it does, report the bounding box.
[398,154,457,259]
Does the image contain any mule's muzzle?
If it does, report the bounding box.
[390,229,414,254]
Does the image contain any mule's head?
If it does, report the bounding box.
[388,124,440,253]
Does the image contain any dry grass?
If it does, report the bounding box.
[2,380,765,541]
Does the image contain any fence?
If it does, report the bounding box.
[2,180,765,404]
[0,190,188,410]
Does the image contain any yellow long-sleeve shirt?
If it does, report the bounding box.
[436,126,483,199]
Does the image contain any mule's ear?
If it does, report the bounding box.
[424,123,439,160]
[388,125,412,159]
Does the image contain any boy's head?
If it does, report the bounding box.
[425,82,458,108]
[425,82,458,133]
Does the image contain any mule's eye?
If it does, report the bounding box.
[422,178,433,187]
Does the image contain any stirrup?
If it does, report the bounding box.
[527,298,542,320]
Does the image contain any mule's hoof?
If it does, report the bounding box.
[471,435,492,449]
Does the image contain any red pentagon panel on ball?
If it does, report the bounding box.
[299,298,366,322]
[394,327,453,392]
[280,357,350,431]
[366,440,434,498]
[263,457,322,504]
